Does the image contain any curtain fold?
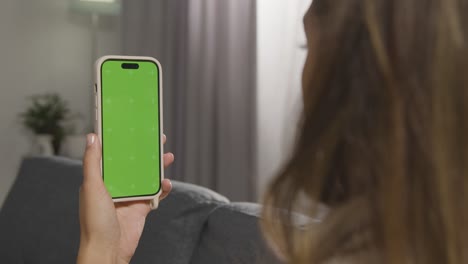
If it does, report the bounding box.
[122,0,257,201]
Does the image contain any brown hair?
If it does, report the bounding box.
[262,0,468,263]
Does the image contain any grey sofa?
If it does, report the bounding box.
[0,157,281,264]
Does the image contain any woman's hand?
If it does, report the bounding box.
[77,134,174,264]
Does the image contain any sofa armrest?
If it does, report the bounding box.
[190,203,283,264]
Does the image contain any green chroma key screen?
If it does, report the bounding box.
[101,59,161,199]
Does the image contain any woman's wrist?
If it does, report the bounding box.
[77,241,120,264]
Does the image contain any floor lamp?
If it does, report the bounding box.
[71,0,121,121]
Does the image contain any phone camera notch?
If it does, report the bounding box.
[121,63,140,70]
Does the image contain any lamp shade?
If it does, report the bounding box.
[70,0,121,15]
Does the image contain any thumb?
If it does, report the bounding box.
[82,133,103,188]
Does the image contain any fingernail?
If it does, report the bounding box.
[87,134,95,146]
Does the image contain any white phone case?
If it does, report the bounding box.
[94,55,164,208]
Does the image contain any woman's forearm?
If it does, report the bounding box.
[77,242,119,264]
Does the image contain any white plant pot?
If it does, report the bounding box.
[33,134,54,156]
[61,135,87,159]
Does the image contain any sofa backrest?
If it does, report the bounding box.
[0,157,82,264]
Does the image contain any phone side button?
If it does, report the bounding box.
[95,108,98,121]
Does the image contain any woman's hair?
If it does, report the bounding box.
[262,0,468,263]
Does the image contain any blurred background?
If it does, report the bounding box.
[0,0,311,207]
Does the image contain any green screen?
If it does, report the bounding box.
[101,59,161,199]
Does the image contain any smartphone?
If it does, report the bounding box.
[94,55,164,202]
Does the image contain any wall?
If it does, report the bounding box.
[0,0,121,207]
[256,0,312,200]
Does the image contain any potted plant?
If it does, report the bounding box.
[20,93,72,155]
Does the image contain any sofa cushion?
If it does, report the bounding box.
[190,202,283,264]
